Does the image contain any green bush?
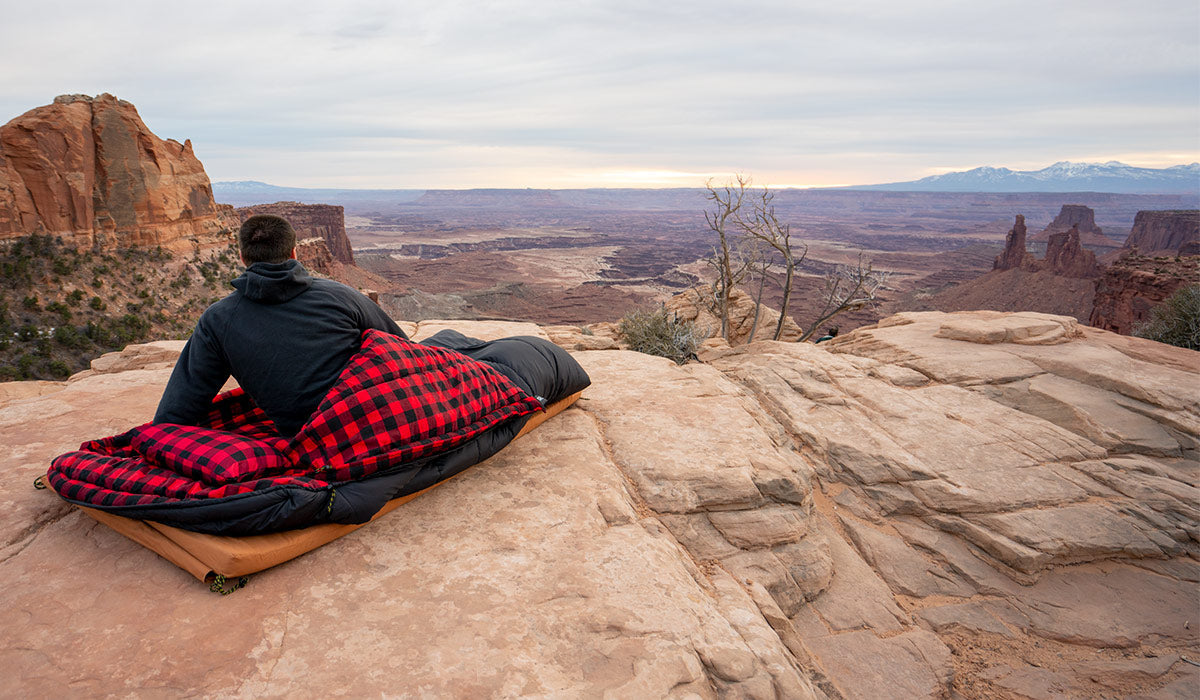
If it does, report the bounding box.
[1134,284,1200,351]
[46,301,71,323]
[89,296,106,311]
[618,306,700,365]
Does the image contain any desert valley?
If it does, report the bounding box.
[1,94,1198,700]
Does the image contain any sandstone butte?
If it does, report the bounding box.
[1,310,1197,699]
[0,94,237,251]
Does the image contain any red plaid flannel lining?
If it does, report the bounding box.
[48,330,542,508]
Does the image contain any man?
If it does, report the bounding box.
[154,214,407,436]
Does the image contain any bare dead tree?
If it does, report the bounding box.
[704,174,888,345]
[704,176,749,340]
[744,243,773,342]
[798,251,889,342]
[735,187,808,340]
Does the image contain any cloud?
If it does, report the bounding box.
[1,0,1196,187]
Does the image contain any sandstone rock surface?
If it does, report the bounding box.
[2,312,1196,698]
[666,286,805,345]
[0,94,237,250]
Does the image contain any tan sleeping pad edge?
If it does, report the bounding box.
[76,391,584,583]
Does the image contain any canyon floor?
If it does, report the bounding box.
[341,189,1194,330]
[1,310,1196,699]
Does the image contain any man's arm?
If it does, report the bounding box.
[154,317,232,426]
[353,291,408,339]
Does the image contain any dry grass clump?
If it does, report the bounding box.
[618,306,700,365]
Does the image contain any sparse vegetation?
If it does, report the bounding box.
[618,306,700,365]
[703,175,888,344]
[1134,284,1200,351]
[0,234,243,380]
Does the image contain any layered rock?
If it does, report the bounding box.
[1043,225,1101,278]
[0,94,237,251]
[1122,210,1200,256]
[995,214,1099,278]
[2,312,1197,698]
[1031,204,1118,250]
[1089,254,1200,334]
[294,236,336,275]
[235,201,354,264]
[993,214,1036,271]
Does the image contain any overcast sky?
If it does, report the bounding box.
[2,0,1197,188]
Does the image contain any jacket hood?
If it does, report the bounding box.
[232,260,313,304]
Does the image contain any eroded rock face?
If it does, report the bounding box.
[712,311,1197,697]
[995,214,1101,278]
[994,214,1036,271]
[1122,210,1200,256]
[295,236,336,275]
[1089,254,1200,335]
[2,313,1196,699]
[1032,204,1118,250]
[236,201,354,264]
[0,94,237,250]
[1044,225,1101,278]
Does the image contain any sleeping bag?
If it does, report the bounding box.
[47,329,591,536]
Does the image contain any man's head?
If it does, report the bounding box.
[238,214,296,264]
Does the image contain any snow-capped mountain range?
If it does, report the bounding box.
[855,161,1199,193]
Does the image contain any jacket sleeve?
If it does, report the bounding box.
[355,293,408,340]
[153,314,232,426]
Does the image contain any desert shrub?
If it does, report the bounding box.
[89,296,106,311]
[46,360,71,379]
[22,295,39,311]
[1134,284,1200,351]
[53,325,87,349]
[618,306,700,365]
[52,257,75,275]
[46,300,70,322]
[112,314,151,343]
[67,289,85,306]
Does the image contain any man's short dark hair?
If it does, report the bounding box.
[239,215,296,264]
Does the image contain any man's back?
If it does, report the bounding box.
[155,260,405,436]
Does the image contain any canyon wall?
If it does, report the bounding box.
[1089,254,1199,334]
[1121,210,1200,255]
[235,201,354,264]
[0,94,236,251]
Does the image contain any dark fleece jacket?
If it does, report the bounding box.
[154,260,406,436]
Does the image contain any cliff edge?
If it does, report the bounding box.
[0,94,237,251]
[1,312,1196,698]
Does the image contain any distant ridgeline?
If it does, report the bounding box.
[851,161,1200,195]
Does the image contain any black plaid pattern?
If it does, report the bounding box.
[47,330,542,510]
